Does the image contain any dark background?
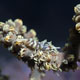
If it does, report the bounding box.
[0,0,80,46]
[0,0,80,80]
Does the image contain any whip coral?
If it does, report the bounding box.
[0,4,80,80]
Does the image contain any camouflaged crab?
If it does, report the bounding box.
[0,4,80,80]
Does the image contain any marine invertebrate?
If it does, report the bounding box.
[0,4,80,80]
[0,19,63,72]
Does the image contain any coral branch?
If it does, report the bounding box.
[61,4,80,71]
[0,19,64,72]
